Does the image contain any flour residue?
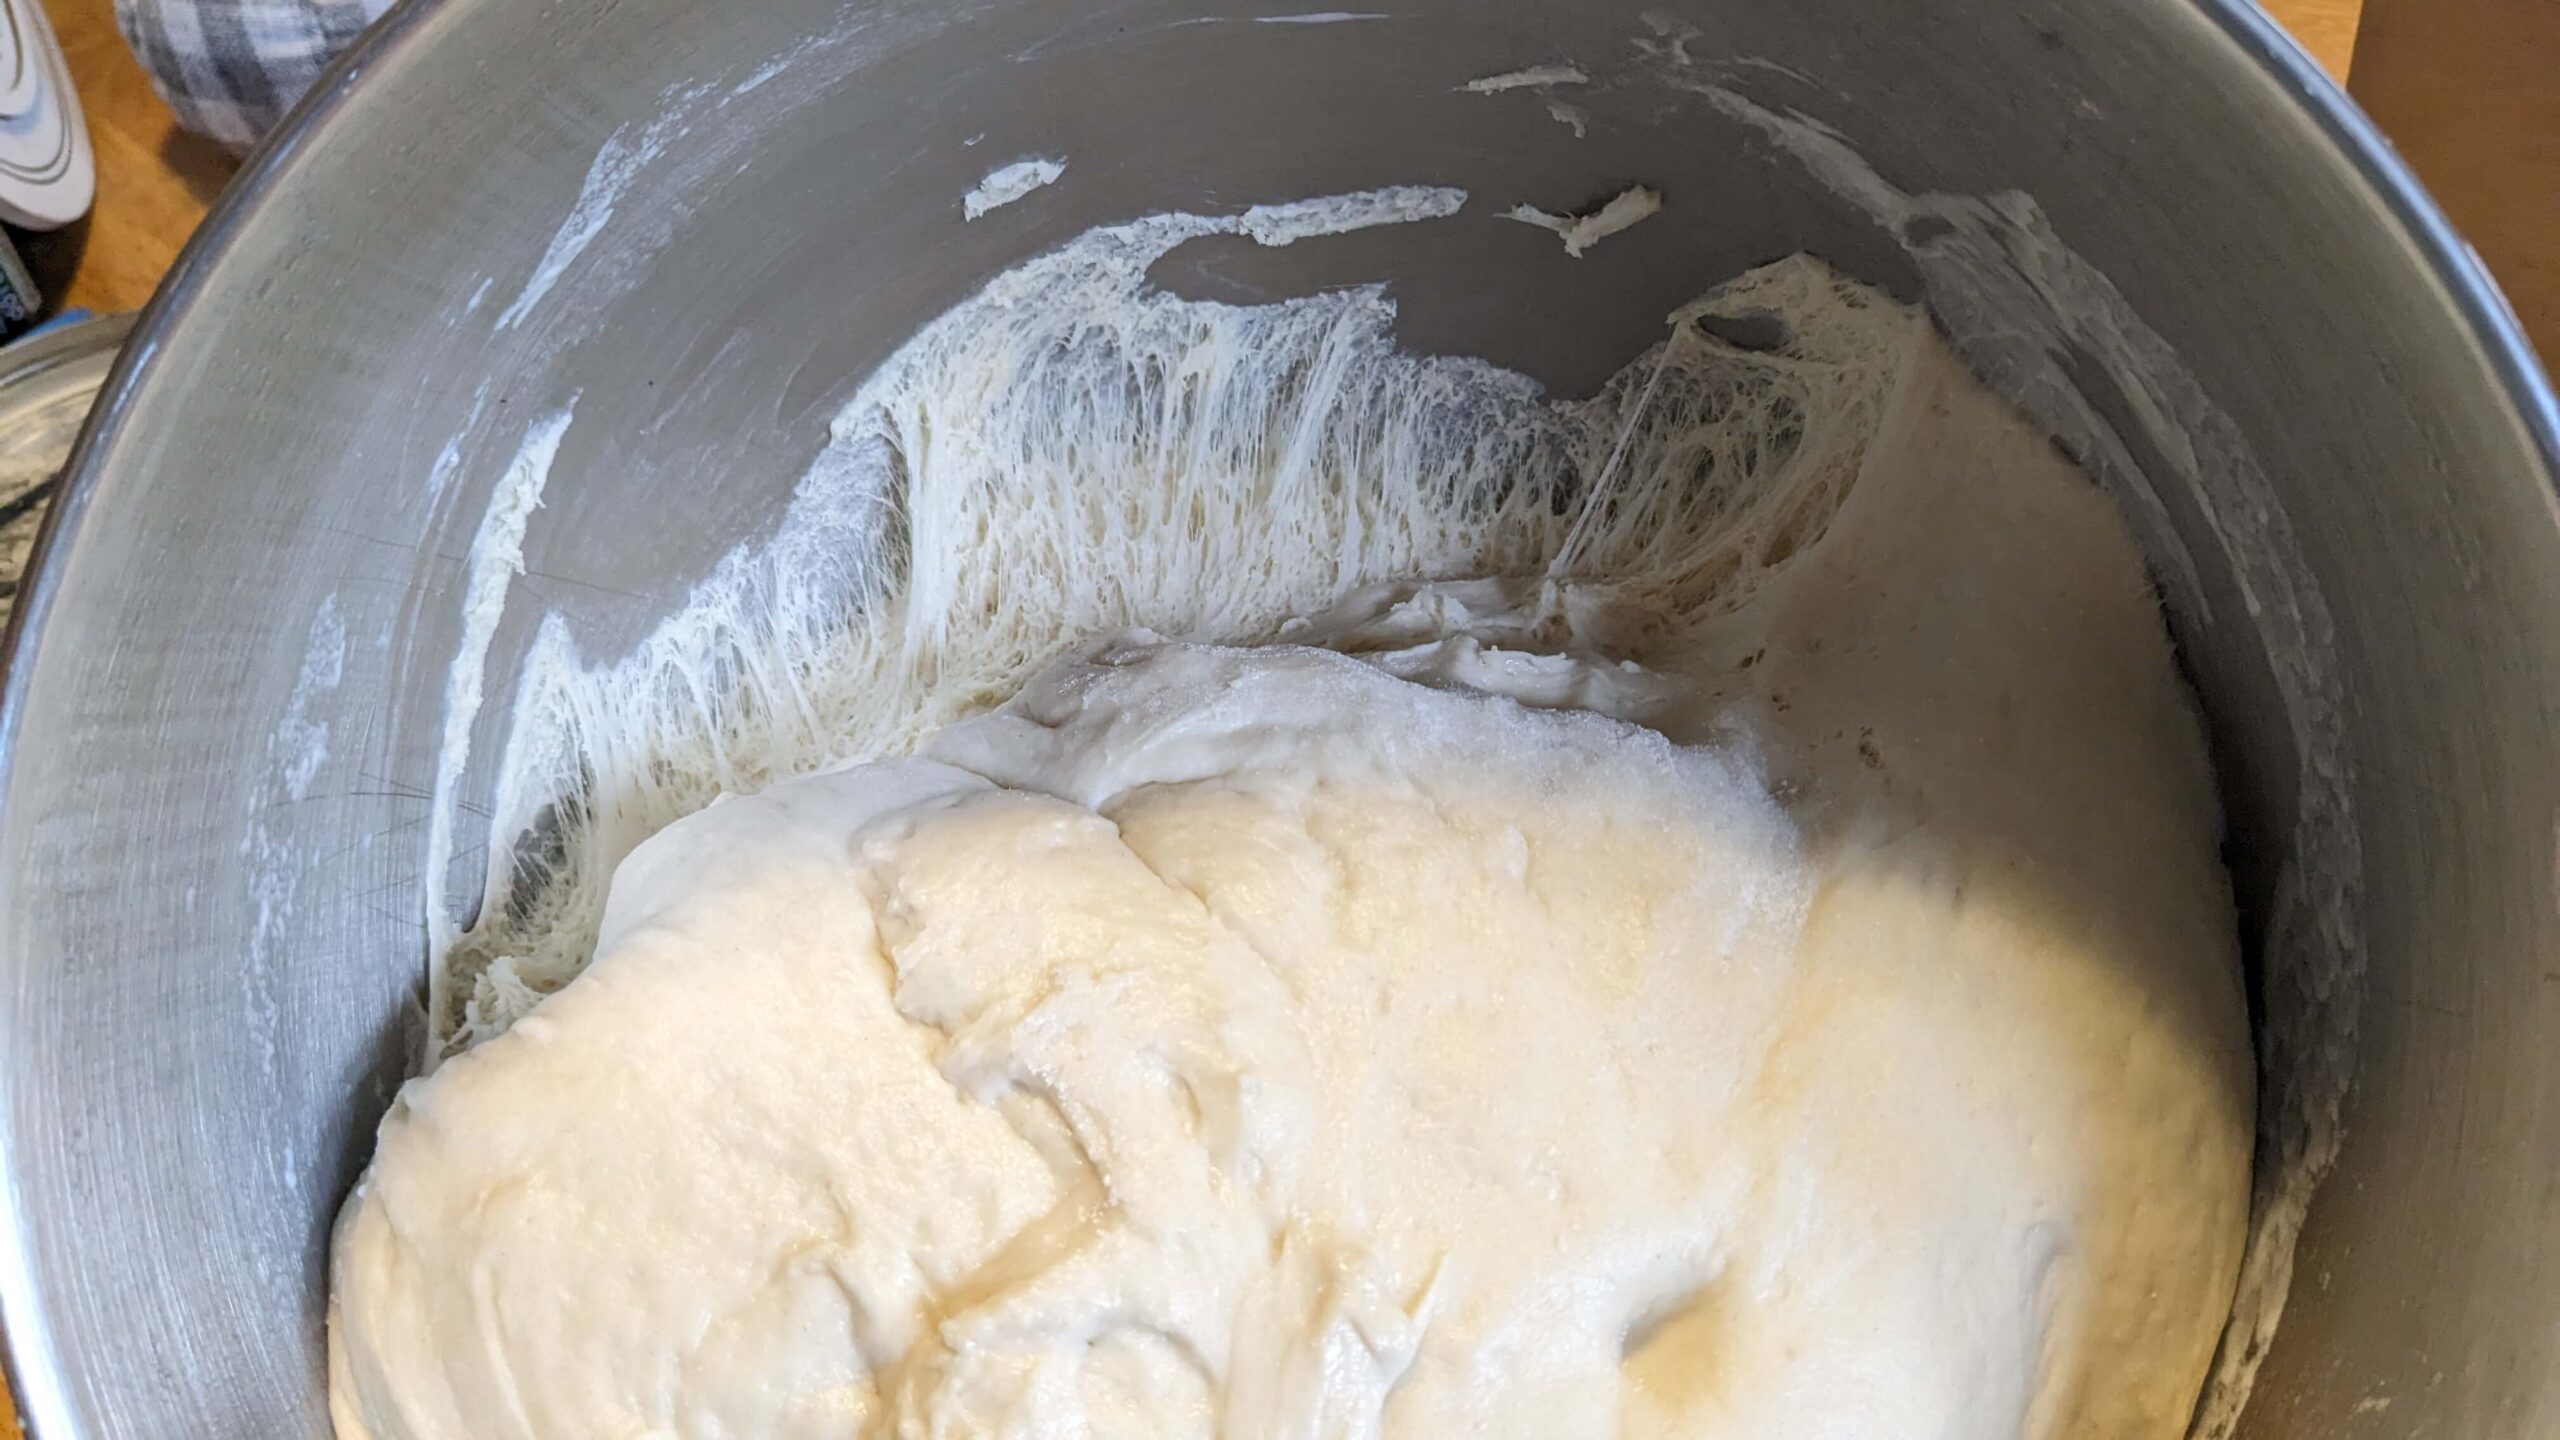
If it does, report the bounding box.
[1459,62,1589,93]
[271,597,347,805]
[1237,183,1464,244]
[1508,184,1662,257]
[497,109,692,331]
[425,407,574,1039]
[961,157,1066,220]
[241,595,348,1219]
[1461,63,1595,137]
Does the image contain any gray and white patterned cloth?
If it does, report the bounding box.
[112,0,398,152]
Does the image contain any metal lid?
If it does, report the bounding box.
[0,311,130,629]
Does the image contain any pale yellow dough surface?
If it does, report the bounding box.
[331,331,2249,1440]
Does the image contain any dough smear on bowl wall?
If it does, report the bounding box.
[328,205,2252,1439]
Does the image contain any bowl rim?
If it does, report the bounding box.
[4,0,2557,1433]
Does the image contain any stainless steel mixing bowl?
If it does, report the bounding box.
[3,0,2555,1435]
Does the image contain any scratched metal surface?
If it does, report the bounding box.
[0,0,2554,1437]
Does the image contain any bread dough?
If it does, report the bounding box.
[330,324,2248,1437]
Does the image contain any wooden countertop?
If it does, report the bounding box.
[49,0,240,315]
[2349,0,2558,363]
[0,0,2486,1435]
